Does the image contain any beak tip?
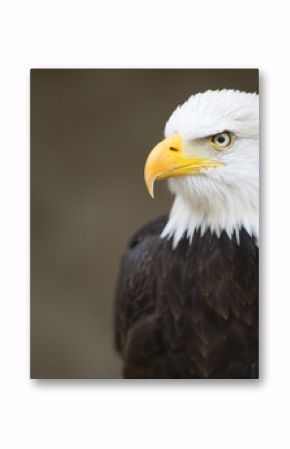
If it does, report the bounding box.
[146,182,155,199]
[144,170,155,198]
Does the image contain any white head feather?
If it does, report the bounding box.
[161,89,259,248]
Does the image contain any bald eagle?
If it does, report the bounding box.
[115,90,259,379]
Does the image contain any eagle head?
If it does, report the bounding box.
[144,89,259,247]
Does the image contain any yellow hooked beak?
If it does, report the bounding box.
[144,133,223,197]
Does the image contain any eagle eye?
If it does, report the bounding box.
[210,132,232,149]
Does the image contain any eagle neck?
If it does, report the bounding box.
[161,194,259,249]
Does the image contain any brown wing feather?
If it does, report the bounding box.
[114,217,258,379]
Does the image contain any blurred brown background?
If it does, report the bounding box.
[31,69,258,378]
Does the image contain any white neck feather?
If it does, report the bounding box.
[161,181,259,248]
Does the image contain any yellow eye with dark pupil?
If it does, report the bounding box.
[211,132,231,149]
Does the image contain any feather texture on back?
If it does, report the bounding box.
[115,216,258,379]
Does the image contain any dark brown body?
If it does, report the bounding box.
[115,216,258,379]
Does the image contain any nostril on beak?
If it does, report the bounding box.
[170,146,179,152]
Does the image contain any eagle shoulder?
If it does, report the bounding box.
[114,216,167,362]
